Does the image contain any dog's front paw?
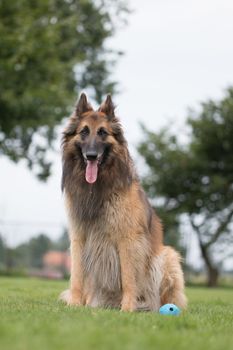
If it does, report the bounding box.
[59,289,83,306]
[121,295,136,312]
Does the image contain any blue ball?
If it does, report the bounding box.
[159,303,181,316]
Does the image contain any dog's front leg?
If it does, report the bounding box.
[69,236,85,305]
[59,235,85,306]
[118,240,137,312]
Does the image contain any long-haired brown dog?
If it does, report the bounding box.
[60,93,187,312]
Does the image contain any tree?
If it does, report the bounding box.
[28,234,52,268]
[0,234,6,268]
[54,229,69,251]
[138,87,233,287]
[0,0,128,179]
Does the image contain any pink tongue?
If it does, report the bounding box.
[85,160,98,184]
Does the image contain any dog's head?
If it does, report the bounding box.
[62,93,127,185]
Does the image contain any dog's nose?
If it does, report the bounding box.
[86,151,98,161]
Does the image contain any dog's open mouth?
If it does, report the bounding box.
[83,146,110,184]
[85,159,99,184]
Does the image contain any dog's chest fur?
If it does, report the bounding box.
[83,230,121,292]
[69,191,127,292]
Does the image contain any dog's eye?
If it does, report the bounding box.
[97,127,108,137]
[80,126,90,138]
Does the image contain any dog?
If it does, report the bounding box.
[60,93,187,312]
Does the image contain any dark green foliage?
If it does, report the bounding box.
[0,0,128,179]
[0,235,6,267]
[8,234,52,269]
[0,231,69,270]
[138,87,233,286]
[28,234,52,268]
[53,229,69,251]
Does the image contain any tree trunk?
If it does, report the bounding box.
[190,215,233,288]
[199,243,219,288]
[207,266,219,287]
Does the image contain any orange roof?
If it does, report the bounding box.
[43,251,71,270]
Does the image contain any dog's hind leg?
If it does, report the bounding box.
[143,247,187,311]
[142,254,164,312]
[159,247,187,309]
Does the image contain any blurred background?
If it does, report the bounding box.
[0,0,232,287]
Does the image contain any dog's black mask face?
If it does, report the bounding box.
[76,123,111,165]
[65,112,119,184]
[62,94,126,185]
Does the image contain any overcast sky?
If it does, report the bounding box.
[1,0,233,266]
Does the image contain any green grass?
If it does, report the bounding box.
[0,277,233,350]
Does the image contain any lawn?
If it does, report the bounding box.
[0,277,232,350]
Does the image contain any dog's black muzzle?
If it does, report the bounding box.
[86,151,98,161]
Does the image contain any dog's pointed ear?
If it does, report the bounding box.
[99,94,115,120]
[75,93,93,117]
